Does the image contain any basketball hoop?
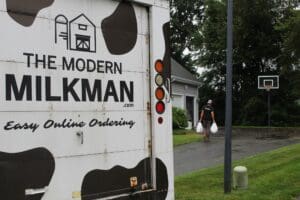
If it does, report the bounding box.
[257,75,280,128]
[258,75,279,90]
[264,85,271,92]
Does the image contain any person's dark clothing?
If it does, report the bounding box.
[200,103,215,141]
[201,105,214,122]
[202,120,211,129]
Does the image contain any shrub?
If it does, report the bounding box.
[172,107,188,129]
[241,97,267,126]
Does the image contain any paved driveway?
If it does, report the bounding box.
[174,135,300,176]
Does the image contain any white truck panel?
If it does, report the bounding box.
[0,0,172,199]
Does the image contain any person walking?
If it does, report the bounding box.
[199,99,216,142]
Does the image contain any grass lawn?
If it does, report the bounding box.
[175,143,300,200]
[173,129,203,146]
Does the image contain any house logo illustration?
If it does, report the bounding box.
[55,14,96,53]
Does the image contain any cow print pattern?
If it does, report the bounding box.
[101,1,138,55]
[3,1,168,200]
[6,0,54,26]
[81,158,168,200]
[0,148,55,200]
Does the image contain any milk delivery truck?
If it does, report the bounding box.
[0,0,174,199]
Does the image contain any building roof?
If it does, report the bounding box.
[171,58,199,86]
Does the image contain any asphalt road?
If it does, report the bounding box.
[174,135,300,176]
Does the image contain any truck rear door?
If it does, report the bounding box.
[0,0,154,199]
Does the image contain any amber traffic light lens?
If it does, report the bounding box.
[155,87,165,100]
[155,60,164,73]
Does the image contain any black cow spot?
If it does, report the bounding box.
[81,158,168,200]
[101,1,138,55]
[0,148,55,200]
[163,22,171,92]
[6,0,54,26]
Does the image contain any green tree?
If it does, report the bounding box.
[278,10,300,71]
[196,0,300,126]
[241,96,267,126]
[170,0,205,73]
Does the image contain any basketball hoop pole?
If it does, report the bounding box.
[258,76,279,128]
[265,86,271,127]
[267,90,271,127]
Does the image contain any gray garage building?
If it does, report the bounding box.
[171,59,200,128]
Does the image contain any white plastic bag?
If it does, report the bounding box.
[196,122,203,133]
[210,122,218,134]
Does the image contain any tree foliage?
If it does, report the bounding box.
[278,9,300,71]
[170,0,205,73]
[195,0,300,126]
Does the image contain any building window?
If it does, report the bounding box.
[78,24,87,31]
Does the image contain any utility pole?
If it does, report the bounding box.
[224,0,233,194]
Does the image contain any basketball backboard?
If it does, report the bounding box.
[258,75,279,90]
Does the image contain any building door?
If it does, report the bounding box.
[75,34,91,51]
[186,96,194,126]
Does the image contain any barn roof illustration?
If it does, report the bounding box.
[70,14,95,27]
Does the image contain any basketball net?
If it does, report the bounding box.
[265,85,271,92]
